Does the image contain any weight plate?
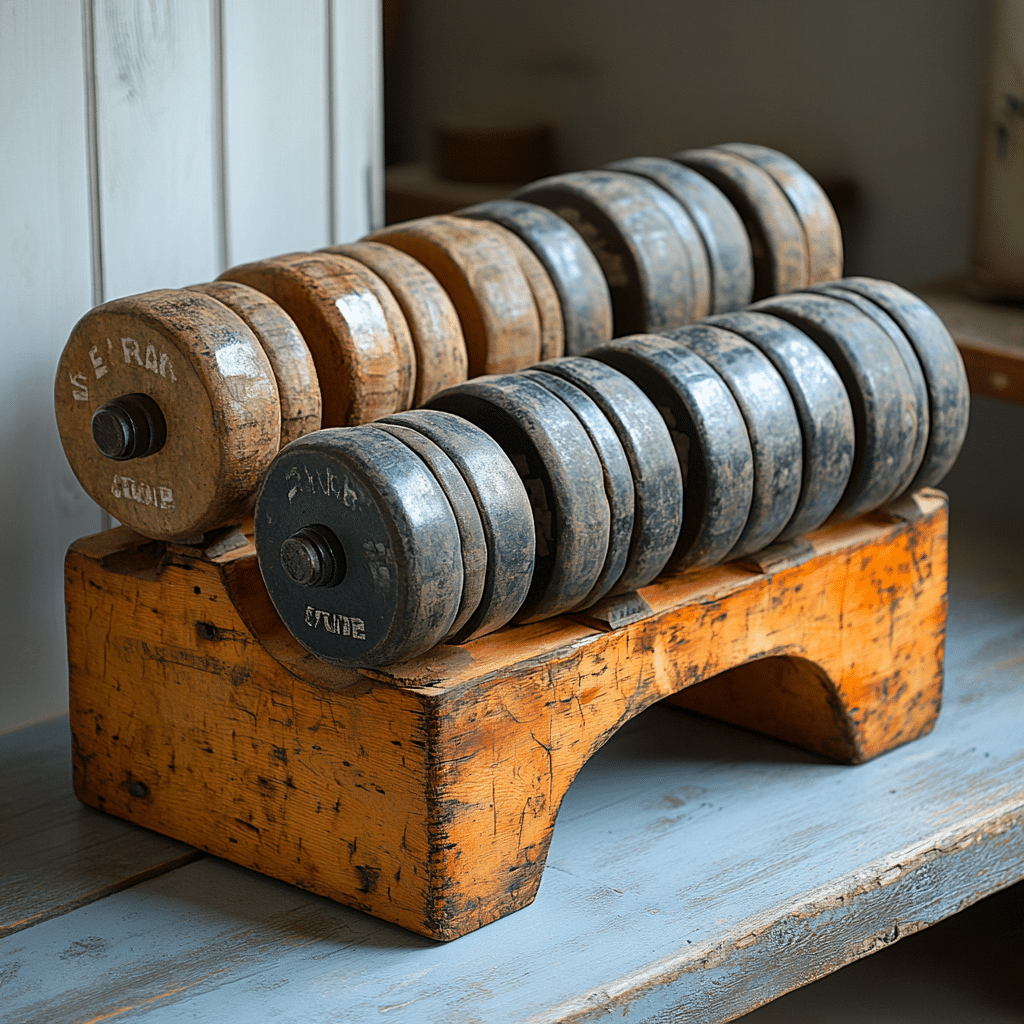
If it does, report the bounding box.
[717,143,843,284]
[367,215,541,377]
[605,155,754,313]
[254,427,462,667]
[704,309,854,538]
[55,289,280,541]
[219,253,414,427]
[520,368,634,607]
[673,147,809,299]
[187,280,321,445]
[827,276,970,489]
[371,421,486,641]
[533,356,682,591]
[512,169,699,336]
[751,292,919,518]
[321,241,468,405]
[659,324,802,557]
[379,409,534,642]
[809,283,929,498]
[459,198,613,355]
[426,375,610,622]
[592,337,753,571]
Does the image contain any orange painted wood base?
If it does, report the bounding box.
[65,489,947,941]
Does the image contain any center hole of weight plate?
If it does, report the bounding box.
[280,524,346,588]
[91,393,167,461]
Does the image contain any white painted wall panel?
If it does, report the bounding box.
[93,0,221,296]
[221,0,331,265]
[0,0,101,734]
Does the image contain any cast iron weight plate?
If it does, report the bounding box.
[379,409,535,643]
[426,375,610,623]
[321,241,468,405]
[660,324,802,558]
[520,368,634,607]
[187,280,321,446]
[605,156,754,314]
[254,426,463,667]
[704,310,854,539]
[55,288,281,541]
[717,143,844,284]
[673,147,809,300]
[809,284,930,498]
[371,421,486,641]
[459,199,613,356]
[532,356,682,592]
[828,276,970,489]
[512,169,699,336]
[590,337,754,572]
[367,215,541,377]
[751,292,919,518]
[220,253,414,427]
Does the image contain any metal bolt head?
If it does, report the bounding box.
[280,525,345,587]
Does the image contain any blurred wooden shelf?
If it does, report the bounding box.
[917,279,1024,403]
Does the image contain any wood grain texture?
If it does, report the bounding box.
[64,491,946,940]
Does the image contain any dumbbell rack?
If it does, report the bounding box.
[65,488,947,942]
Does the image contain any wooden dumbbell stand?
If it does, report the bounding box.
[65,490,948,941]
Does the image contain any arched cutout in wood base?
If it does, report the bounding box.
[65,491,946,941]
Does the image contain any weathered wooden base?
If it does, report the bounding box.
[66,489,948,941]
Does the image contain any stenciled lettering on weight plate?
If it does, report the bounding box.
[120,336,177,381]
[111,474,175,510]
[285,463,359,506]
[304,606,366,640]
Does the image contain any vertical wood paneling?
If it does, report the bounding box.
[93,0,220,296]
[220,0,331,266]
[330,0,383,242]
[0,0,99,733]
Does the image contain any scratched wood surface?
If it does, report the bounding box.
[2,478,1022,1021]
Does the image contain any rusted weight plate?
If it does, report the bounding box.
[55,289,280,541]
[371,421,486,641]
[605,156,754,314]
[427,375,610,623]
[475,219,565,360]
[379,409,534,643]
[673,147,809,300]
[827,276,970,489]
[533,356,682,592]
[512,169,701,336]
[186,280,321,445]
[219,253,414,427]
[809,283,929,498]
[751,292,919,518]
[254,426,462,667]
[520,368,634,607]
[592,337,753,571]
[458,198,613,355]
[659,324,802,558]
[367,215,541,378]
[704,310,854,539]
[321,241,468,405]
[718,143,843,284]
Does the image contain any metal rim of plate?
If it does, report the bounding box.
[532,356,682,592]
[378,409,535,644]
[716,142,844,284]
[828,276,970,489]
[459,198,614,356]
[426,375,610,623]
[512,169,699,336]
[520,368,635,607]
[750,292,920,518]
[370,421,487,642]
[704,309,854,539]
[658,323,803,558]
[254,426,463,667]
[604,155,754,314]
[590,337,754,573]
[672,147,809,300]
